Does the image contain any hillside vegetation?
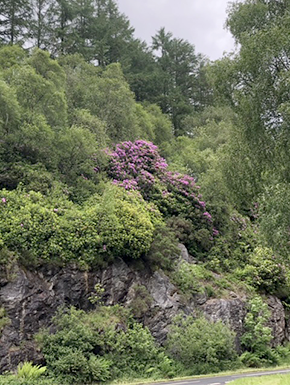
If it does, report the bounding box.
[1,0,290,383]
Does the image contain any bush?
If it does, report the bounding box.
[0,184,160,267]
[0,371,55,385]
[235,247,288,294]
[0,307,10,336]
[103,140,216,256]
[129,285,152,318]
[172,261,214,297]
[166,315,239,374]
[241,296,275,366]
[39,306,173,383]
[89,185,160,259]
[0,187,102,267]
[145,223,180,270]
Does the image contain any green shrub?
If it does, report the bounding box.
[166,315,239,374]
[172,261,214,297]
[89,185,160,259]
[0,376,57,385]
[129,285,152,318]
[0,307,10,335]
[0,184,160,267]
[17,362,46,380]
[145,222,180,270]
[0,187,102,267]
[241,296,276,366]
[39,305,173,383]
[235,247,288,294]
[206,211,256,273]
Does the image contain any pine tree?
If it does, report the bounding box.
[46,0,75,55]
[0,0,32,44]
[30,0,53,49]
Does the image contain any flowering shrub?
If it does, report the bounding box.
[103,140,217,256]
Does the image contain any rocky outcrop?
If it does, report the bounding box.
[201,297,246,351]
[0,249,288,372]
[267,295,286,347]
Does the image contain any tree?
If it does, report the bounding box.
[0,0,32,44]
[30,0,53,49]
[46,0,75,55]
[90,0,135,66]
[10,50,68,128]
[151,28,210,135]
[82,63,140,142]
[69,0,95,60]
[208,0,290,218]
[122,39,161,103]
[224,0,290,167]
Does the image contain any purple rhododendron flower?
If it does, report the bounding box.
[203,212,212,221]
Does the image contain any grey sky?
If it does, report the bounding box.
[117,0,236,61]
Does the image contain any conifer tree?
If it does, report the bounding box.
[0,0,32,44]
[30,0,53,49]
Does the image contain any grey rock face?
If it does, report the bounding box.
[267,295,286,346]
[201,298,247,351]
[0,249,288,372]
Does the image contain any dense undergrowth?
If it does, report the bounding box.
[2,0,290,383]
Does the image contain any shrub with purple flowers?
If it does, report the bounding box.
[103,140,216,256]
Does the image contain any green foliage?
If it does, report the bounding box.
[84,63,141,142]
[0,184,160,266]
[166,315,239,374]
[151,27,210,135]
[144,103,174,146]
[0,376,57,385]
[88,283,105,306]
[39,305,173,383]
[235,247,288,295]
[172,261,213,297]
[0,307,10,335]
[129,285,152,319]
[88,184,159,259]
[207,211,257,273]
[17,362,46,380]
[10,62,67,129]
[0,187,101,267]
[241,296,276,367]
[259,183,290,258]
[145,222,180,270]
[0,79,21,137]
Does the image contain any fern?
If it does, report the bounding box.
[17,361,46,379]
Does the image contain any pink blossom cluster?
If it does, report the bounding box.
[107,140,168,180]
[103,140,216,232]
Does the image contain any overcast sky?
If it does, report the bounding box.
[117,0,236,61]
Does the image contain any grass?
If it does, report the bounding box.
[230,373,290,385]
[111,365,290,385]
